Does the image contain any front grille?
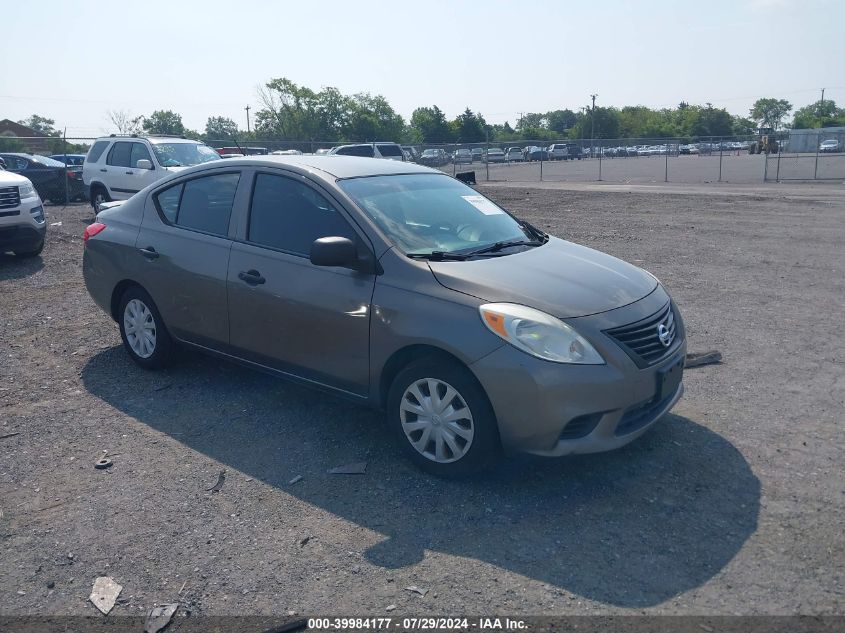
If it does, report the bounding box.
[0,186,21,210]
[605,302,678,367]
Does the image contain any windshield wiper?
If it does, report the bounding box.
[461,239,544,257]
[407,251,470,261]
[519,220,548,242]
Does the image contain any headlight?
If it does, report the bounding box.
[19,183,37,199]
[479,303,604,364]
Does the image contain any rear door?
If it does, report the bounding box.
[133,169,245,348]
[104,142,135,199]
[227,170,375,395]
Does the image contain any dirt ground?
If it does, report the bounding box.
[1,183,843,617]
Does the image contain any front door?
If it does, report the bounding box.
[227,171,375,396]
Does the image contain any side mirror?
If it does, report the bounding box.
[310,236,359,269]
[136,159,153,170]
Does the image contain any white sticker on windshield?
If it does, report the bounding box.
[462,195,504,215]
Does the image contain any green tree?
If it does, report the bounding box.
[142,110,186,135]
[791,99,844,129]
[17,114,57,136]
[410,106,453,142]
[344,93,405,141]
[546,109,577,135]
[451,108,487,142]
[571,107,620,139]
[750,98,792,131]
[204,116,239,140]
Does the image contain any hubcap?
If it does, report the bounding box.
[400,378,474,463]
[123,299,156,359]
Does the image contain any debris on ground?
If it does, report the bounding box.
[685,350,722,369]
[144,603,178,633]
[89,576,122,614]
[288,475,303,485]
[207,470,226,492]
[405,585,429,597]
[328,462,367,475]
[385,604,396,612]
[94,457,113,470]
[0,432,20,441]
[299,535,311,547]
[50,221,62,227]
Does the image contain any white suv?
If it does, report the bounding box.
[83,135,221,212]
[328,143,405,161]
[0,169,47,257]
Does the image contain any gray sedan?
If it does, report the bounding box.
[82,156,685,476]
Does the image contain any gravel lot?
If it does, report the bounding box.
[1,184,843,617]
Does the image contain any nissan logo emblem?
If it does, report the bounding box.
[657,323,673,347]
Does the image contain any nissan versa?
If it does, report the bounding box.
[82,156,685,475]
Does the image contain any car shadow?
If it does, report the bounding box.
[81,345,760,608]
[0,252,44,279]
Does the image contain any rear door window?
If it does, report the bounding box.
[154,172,240,237]
[338,145,374,157]
[376,144,402,157]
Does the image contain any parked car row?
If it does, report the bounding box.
[0,152,86,203]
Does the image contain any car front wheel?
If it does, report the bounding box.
[118,286,174,370]
[387,357,501,476]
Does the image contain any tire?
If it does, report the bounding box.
[91,186,110,214]
[14,241,44,258]
[387,356,501,477]
[117,286,174,370]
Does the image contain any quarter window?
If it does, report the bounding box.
[337,145,374,157]
[248,173,356,255]
[87,141,109,163]
[106,142,132,168]
[154,172,240,237]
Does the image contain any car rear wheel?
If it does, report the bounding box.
[387,357,501,476]
[118,286,174,370]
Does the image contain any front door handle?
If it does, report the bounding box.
[139,246,159,260]
[238,269,266,285]
[99,168,107,172]
[125,171,134,175]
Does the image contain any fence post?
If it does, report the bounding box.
[452,144,456,177]
[598,142,602,181]
[776,140,782,182]
[813,130,821,180]
[763,146,769,182]
[63,131,69,205]
[486,136,490,182]
[664,140,669,182]
[718,137,723,182]
[539,141,543,182]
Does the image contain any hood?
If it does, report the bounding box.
[0,171,33,187]
[428,236,658,318]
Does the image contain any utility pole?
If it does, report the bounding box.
[245,105,251,134]
[590,94,597,158]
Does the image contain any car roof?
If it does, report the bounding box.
[210,155,437,179]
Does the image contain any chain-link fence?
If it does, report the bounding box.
[763,128,845,182]
[3,132,844,205]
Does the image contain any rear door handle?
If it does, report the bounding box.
[125,171,134,175]
[139,246,159,260]
[99,168,107,172]
[238,269,265,285]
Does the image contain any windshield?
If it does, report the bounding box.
[339,174,532,256]
[151,142,221,167]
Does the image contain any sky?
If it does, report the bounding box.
[1,0,843,139]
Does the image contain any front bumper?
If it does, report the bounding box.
[0,198,47,252]
[469,286,686,456]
